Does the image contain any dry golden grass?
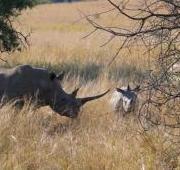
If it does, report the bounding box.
[1,98,177,170]
[0,1,179,169]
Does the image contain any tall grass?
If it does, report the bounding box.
[1,100,178,169]
[0,1,179,169]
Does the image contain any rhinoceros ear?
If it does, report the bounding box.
[133,85,140,92]
[49,72,57,81]
[57,71,65,81]
[116,88,126,95]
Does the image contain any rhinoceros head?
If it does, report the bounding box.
[40,71,109,118]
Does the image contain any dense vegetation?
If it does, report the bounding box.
[0,0,37,53]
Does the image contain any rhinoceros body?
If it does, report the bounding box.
[0,65,109,118]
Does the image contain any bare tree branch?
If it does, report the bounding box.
[86,0,180,132]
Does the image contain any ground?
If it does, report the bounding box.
[0,1,179,169]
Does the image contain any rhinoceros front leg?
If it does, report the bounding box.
[13,99,25,109]
[0,97,24,109]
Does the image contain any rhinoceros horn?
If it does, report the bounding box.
[71,88,80,98]
[78,89,110,105]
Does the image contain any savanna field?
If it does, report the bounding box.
[0,1,179,169]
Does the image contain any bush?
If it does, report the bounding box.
[0,0,37,53]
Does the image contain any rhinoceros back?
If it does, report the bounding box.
[0,65,49,100]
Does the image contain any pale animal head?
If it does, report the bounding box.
[116,85,140,113]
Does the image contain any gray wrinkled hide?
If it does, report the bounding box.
[0,65,109,118]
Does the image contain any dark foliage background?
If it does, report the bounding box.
[0,0,38,53]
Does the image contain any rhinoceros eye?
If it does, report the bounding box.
[49,72,56,81]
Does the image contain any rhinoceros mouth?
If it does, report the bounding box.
[51,89,110,118]
[60,111,78,118]
[54,106,79,118]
